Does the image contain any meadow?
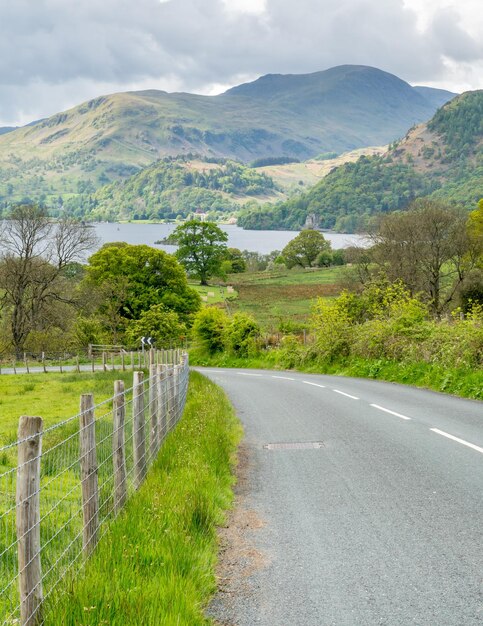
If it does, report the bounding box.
[222,266,345,329]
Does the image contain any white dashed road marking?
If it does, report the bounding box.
[238,372,264,377]
[333,389,359,400]
[272,376,296,381]
[430,428,483,454]
[370,404,412,420]
[303,381,326,388]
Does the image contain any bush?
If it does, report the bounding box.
[192,308,228,354]
[225,313,260,357]
[126,305,187,349]
[311,298,353,361]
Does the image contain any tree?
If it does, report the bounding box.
[371,198,480,317]
[224,248,246,273]
[0,204,98,354]
[85,243,200,341]
[171,220,228,285]
[282,230,331,268]
[126,305,186,348]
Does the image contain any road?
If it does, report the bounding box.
[197,368,483,626]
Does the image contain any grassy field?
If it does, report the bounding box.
[227,266,345,329]
[0,370,135,444]
[190,283,238,305]
[47,371,242,625]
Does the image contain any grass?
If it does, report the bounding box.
[229,266,345,329]
[0,370,142,622]
[46,371,242,625]
[0,370,135,444]
[190,283,238,305]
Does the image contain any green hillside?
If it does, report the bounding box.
[0,65,455,212]
[238,90,482,232]
[67,157,279,221]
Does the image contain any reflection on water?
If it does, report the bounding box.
[92,222,367,254]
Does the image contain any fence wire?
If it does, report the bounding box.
[0,351,189,625]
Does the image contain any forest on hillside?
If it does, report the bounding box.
[238,91,483,232]
[58,158,276,221]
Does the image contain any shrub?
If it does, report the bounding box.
[126,305,187,349]
[192,308,228,354]
[311,298,353,361]
[225,313,260,357]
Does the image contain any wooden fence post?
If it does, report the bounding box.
[76,355,80,373]
[102,352,107,372]
[156,365,166,449]
[42,353,46,374]
[121,351,125,372]
[166,368,174,432]
[130,351,134,372]
[149,366,158,459]
[79,394,99,557]
[16,415,43,626]
[174,365,181,423]
[113,380,127,513]
[133,372,146,489]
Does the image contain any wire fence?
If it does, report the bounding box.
[0,349,189,626]
[0,347,185,375]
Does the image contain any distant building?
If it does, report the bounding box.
[190,209,209,221]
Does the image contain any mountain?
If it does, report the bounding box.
[0,127,16,136]
[0,65,456,210]
[412,86,456,109]
[237,90,483,232]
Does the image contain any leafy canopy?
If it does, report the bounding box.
[126,305,187,349]
[86,242,201,323]
[282,230,331,268]
[172,221,228,285]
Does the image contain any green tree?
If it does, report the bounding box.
[282,230,331,268]
[224,248,246,273]
[126,305,186,348]
[85,243,200,341]
[172,221,228,285]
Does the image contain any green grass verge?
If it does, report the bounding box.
[189,351,483,401]
[46,371,242,625]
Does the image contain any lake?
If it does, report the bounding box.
[92,223,366,254]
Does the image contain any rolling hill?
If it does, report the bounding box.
[237,90,483,232]
[0,65,455,210]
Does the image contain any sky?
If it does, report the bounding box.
[0,0,482,127]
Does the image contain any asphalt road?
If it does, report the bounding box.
[197,368,483,626]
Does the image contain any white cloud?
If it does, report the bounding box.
[222,0,267,15]
[0,0,481,126]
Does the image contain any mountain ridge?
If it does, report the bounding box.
[0,65,456,210]
[237,90,482,232]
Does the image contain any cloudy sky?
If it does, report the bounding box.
[1,0,482,126]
